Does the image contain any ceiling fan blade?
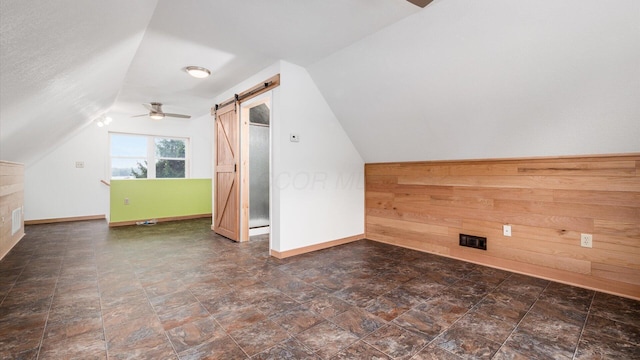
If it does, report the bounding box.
[406,0,433,8]
[142,103,153,111]
[164,113,191,119]
[132,113,149,117]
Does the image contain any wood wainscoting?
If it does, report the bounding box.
[365,154,640,300]
[0,161,25,260]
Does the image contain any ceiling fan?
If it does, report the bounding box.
[406,0,433,7]
[132,102,191,120]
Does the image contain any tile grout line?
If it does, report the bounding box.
[357,266,505,359]
[491,279,551,359]
[34,242,66,360]
[186,284,252,359]
[248,265,323,358]
[418,270,508,355]
[572,291,596,360]
[135,258,188,359]
[0,253,30,308]
[96,246,111,360]
[265,253,360,359]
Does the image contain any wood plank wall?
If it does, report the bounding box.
[365,154,640,300]
[0,161,25,260]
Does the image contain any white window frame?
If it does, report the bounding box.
[110,132,190,179]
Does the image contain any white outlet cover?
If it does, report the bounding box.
[581,233,593,248]
[503,225,511,237]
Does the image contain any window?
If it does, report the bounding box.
[110,133,188,179]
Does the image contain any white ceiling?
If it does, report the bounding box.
[0,0,420,164]
[309,0,640,162]
[0,0,157,163]
[113,0,421,117]
[3,0,637,165]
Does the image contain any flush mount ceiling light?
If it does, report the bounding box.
[149,112,165,120]
[185,66,211,78]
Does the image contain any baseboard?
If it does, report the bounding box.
[109,213,212,227]
[25,214,106,225]
[270,234,365,259]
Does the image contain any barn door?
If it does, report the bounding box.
[214,102,239,240]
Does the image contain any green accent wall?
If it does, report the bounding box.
[110,179,212,223]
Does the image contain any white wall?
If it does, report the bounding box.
[308,0,640,163]
[24,112,211,221]
[25,123,108,221]
[277,62,364,251]
[213,61,365,252]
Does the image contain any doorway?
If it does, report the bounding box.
[212,75,279,244]
[240,94,271,240]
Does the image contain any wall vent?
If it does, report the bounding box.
[459,233,487,250]
[11,208,21,235]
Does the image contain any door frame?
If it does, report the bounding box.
[211,74,280,242]
[239,93,272,242]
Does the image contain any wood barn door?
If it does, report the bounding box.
[213,103,239,240]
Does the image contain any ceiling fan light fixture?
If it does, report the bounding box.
[185,66,211,78]
[95,115,112,127]
[150,113,165,120]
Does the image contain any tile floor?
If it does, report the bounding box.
[0,218,638,359]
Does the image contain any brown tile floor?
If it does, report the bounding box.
[1,218,639,359]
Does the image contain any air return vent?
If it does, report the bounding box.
[459,233,487,250]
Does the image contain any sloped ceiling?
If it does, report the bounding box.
[0,0,158,164]
[309,0,640,162]
[3,0,637,166]
[0,0,420,164]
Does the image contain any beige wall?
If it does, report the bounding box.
[1,161,25,260]
[366,154,640,300]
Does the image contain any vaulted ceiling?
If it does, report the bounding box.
[0,0,421,164]
[1,0,638,165]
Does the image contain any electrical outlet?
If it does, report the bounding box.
[581,233,593,248]
[75,161,84,168]
[503,225,512,237]
[124,198,129,205]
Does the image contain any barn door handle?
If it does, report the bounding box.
[234,164,237,173]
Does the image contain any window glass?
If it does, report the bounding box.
[155,138,186,158]
[155,138,186,178]
[156,160,185,178]
[111,158,147,179]
[110,134,146,157]
[110,133,188,179]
